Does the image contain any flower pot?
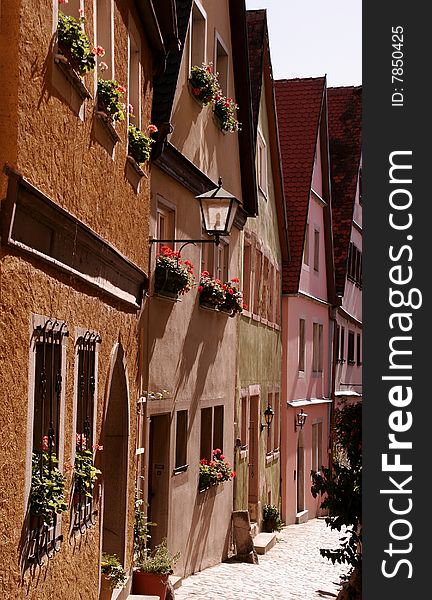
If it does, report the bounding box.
[99,574,113,600]
[132,570,169,599]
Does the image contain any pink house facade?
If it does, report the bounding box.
[328,87,362,409]
[276,77,336,525]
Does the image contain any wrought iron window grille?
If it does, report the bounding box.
[28,319,68,566]
[73,331,101,535]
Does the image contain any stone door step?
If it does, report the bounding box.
[127,596,159,600]
[253,532,276,555]
[169,575,182,589]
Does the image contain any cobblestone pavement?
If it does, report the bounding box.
[175,518,349,600]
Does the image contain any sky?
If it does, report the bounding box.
[245,0,362,87]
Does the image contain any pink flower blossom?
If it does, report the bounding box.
[92,45,106,57]
[117,84,126,94]
[99,62,108,72]
[209,461,216,468]
[42,435,49,451]
[220,454,225,460]
[201,270,210,278]
[147,124,158,133]
[59,0,69,4]
[230,471,236,478]
[93,444,103,451]
[128,103,134,114]
[78,8,84,17]
[217,472,222,479]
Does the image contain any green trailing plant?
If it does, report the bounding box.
[199,449,236,491]
[134,490,156,563]
[30,451,68,526]
[136,539,180,575]
[213,93,241,133]
[262,504,284,532]
[57,11,96,75]
[97,79,127,121]
[189,63,220,105]
[154,246,195,296]
[311,402,362,572]
[101,553,127,589]
[74,450,101,498]
[128,124,158,165]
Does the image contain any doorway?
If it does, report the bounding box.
[147,414,170,549]
[248,394,260,522]
[101,345,129,564]
[296,430,305,514]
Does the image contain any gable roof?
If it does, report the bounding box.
[246,10,266,144]
[275,77,326,293]
[246,9,289,262]
[327,86,362,296]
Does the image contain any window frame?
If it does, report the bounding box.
[174,410,188,473]
[188,0,207,73]
[214,31,229,96]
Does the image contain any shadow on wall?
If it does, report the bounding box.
[183,481,232,575]
[175,299,229,434]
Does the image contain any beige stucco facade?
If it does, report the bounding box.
[0,1,154,597]
[142,0,249,578]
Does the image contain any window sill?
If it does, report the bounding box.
[126,155,148,193]
[199,302,236,317]
[239,448,248,460]
[54,53,91,101]
[173,465,188,475]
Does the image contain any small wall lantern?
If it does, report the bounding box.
[196,178,240,245]
[295,409,308,431]
[261,403,275,433]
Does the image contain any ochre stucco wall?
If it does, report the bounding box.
[0,0,153,596]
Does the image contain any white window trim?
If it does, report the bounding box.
[188,0,207,74]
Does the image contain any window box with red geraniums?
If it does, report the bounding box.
[189,63,220,106]
[198,271,226,309]
[128,124,158,166]
[213,94,241,133]
[199,449,236,491]
[219,278,246,317]
[97,79,127,122]
[154,247,195,299]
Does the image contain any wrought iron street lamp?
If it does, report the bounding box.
[261,403,275,434]
[294,409,308,431]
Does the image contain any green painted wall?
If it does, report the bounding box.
[234,73,283,525]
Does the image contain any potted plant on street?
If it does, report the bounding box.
[132,539,180,599]
[154,246,195,299]
[262,504,284,533]
[100,553,127,600]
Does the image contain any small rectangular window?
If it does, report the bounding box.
[357,333,362,366]
[335,324,340,363]
[200,407,212,461]
[215,34,229,96]
[213,405,224,453]
[273,391,280,452]
[313,323,323,372]
[215,242,229,283]
[96,0,113,79]
[348,330,355,364]
[266,393,273,454]
[275,269,281,325]
[257,131,268,196]
[243,243,251,311]
[156,201,175,253]
[175,410,188,470]
[299,318,305,372]
[303,223,309,266]
[314,229,320,272]
[128,20,141,127]
[190,2,206,68]
[312,422,323,472]
[262,256,269,318]
[253,249,262,315]
[340,326,345,363]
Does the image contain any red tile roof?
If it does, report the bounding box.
[327,86,362,296]
[246,10,266,141]
[275,77,325,293]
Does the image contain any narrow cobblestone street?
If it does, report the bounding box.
[175,518,349,600]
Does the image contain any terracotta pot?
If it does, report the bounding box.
[99,574,113,600]
[132,570,168,600]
